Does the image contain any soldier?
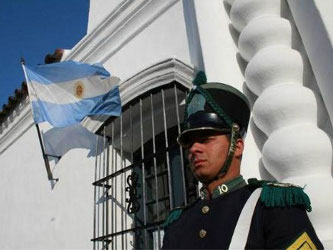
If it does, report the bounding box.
[162,72,323,249]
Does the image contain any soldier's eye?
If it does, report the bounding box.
[197,136,212,144]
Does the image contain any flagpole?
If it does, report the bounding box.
[21,59,58,182]
[35,124,58,181]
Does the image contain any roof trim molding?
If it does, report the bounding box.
[64,0,179,63]
[0,97,34,155]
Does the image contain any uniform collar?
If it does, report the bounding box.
[200,175,247,200]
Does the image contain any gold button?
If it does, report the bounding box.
[199,229,207,239]
[202,206,210,214]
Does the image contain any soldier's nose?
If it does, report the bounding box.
[189,142,203,154]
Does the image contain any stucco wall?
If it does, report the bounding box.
[0,115,96,249]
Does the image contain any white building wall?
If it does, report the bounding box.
[0,102,96,249]
[87,0,120,34]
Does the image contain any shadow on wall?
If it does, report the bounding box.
[42,123,99,163]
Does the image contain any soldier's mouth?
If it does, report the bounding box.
[192,159,205,168]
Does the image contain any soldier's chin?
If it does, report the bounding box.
[194,174,214,184]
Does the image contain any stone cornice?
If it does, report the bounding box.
[0,97,34,155]
[119,57,194,106]
[63,0,179,63]
[81,57,195,133]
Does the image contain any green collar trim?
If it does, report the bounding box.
[200,175,247,200]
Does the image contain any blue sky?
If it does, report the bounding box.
[0,0,89,109]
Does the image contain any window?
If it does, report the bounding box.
[92,83,198,250]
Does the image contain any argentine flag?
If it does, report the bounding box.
[22,60,121,127]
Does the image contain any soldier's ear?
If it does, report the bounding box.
[234,138,244,158]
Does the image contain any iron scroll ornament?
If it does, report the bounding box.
[126,172,141,214]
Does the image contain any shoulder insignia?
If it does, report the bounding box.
[162,199,199,228]
[286,231,317,250]
[163,207,184,228]
[247,178,312,212]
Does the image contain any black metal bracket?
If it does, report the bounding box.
[125,172,141,214]
[45,154,62,160]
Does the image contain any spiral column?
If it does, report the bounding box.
[225,0,333,246]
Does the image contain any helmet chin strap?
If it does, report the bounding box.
[215,123,240,180]
[200,123,240,185]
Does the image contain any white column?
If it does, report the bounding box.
[225,0,333,247]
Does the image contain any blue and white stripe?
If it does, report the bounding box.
[23,60,121,127]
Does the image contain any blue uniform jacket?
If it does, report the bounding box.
[162,185,323,249]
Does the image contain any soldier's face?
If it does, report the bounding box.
[186,130,229,183]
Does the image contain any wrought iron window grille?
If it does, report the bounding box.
[92,83,198,250]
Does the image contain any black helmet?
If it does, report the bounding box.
[177,71,251,176]
[178,73,251,147]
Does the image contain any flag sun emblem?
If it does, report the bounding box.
[75,81,84,98]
